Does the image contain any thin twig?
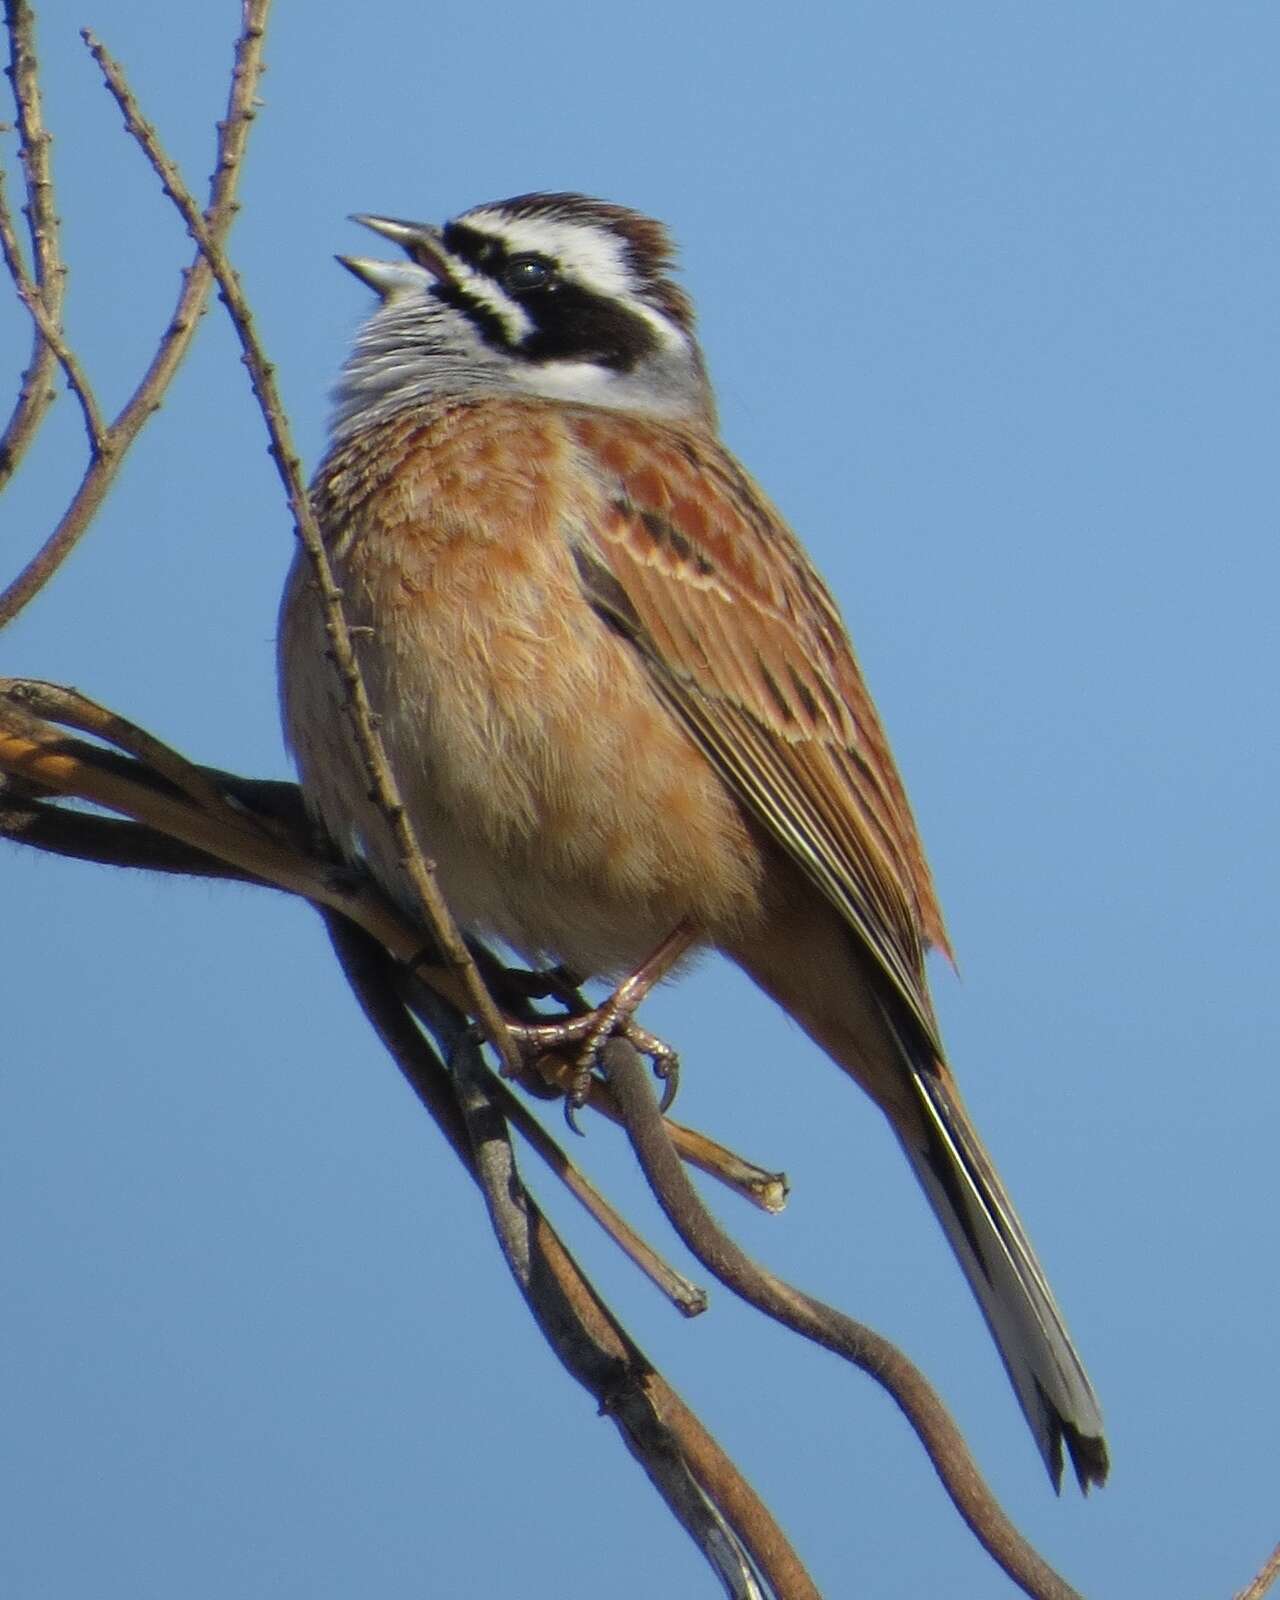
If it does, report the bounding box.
[1,220,105,448]
[6,691,1090,1599]
[1236,1542,1280,1600]
[450,1023,803,1599]
[0,0,65,485]
[88,29,524,1084]
[488,1075,708,1316]
[0,786,264,881]
[0,683,787,1227]
[0,17,1132,1588]
[578,1069,789,1212]
[0,708,711,1325]
[329,913,818,1599]
[0,2,269,626]
[601,1037,1087,1600]
[0,689,469,1007]
[7,678,238,816]
[395,964,706,1314]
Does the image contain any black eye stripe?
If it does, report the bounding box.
[442,226,555,294]
[435,221,659,372]
[429,279,511,348]
[440,193,697,336]
[441,221,504,271]
[518,282,657,370]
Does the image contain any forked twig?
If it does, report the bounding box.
[0,661,1115,1600]
[0,1,268,625]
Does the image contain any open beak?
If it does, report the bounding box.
[337,213,450,298]
[344,212,449,283]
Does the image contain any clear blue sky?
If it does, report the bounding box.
[4,3,1278,1595]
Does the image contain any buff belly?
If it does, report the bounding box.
[279,531,764,977]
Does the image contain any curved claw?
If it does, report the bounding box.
[617,1019,680,1112]
[501,974,682,1124]
[655,1053,681,1114]
[562,1063,595,1135]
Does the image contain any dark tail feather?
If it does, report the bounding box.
[899,1062,1108,1490]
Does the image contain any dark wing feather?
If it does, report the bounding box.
[567,410,951,1051]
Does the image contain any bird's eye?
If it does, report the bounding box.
[501,254,555,294]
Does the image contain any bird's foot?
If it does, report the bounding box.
[506,1008,680,1130]
[504,924,694,1127]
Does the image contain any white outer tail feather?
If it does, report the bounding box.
[899,1065,1108,1491]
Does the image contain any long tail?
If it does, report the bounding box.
[727,922,1107,1489]
[898,1057,1108,1491]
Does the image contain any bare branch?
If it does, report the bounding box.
[0,785,263,881]
[0,0,65,484]
[558,1061,789,1213]
[1236,1543,1280,1600]
[0,147,102,449]
[0,680,471,1007]
[3,13,1192,1592]
[395,965,707,1314]
[7,665,1091,1597]
[446,1007,810,1598]
[600,1036,1088,1600]
[7,674,1101,1596]
[329,914,819,1597]
[9,678,243,815]
[0,1,269,626]
[83,28,525,1083]
[485,1071,709,1317]
[0,684,776,1240]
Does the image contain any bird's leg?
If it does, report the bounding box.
[504,921,696,1115]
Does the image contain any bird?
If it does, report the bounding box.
[277,190,1108,1492]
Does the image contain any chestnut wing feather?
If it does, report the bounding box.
[567,411,950,1050]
